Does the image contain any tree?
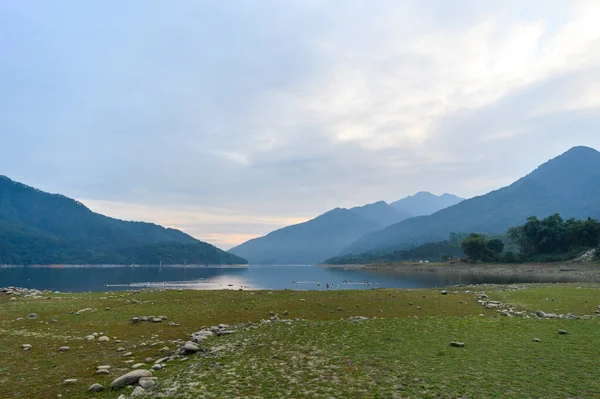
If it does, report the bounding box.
[487,239,505,254]
[461,234,492,262]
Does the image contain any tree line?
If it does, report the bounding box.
[461,214,600,263]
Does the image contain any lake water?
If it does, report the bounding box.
[0,265,587,292]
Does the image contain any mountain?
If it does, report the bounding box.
[342,146,600,255]
[228,208,382,264]
[349,201,412,226]
[0,175,247,265]
[390,191,464,216]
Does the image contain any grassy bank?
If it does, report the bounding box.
[1,284,599,398]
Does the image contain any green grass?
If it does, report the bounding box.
[1,285,599,398]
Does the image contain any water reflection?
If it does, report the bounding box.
[0,265,593,292]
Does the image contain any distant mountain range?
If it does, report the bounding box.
[0,176,247,265]
[229,193,464,264]
[342,146,600,256]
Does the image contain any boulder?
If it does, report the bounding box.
[110,369,153,389]
[88,383,104,392]
[130,386,147,397]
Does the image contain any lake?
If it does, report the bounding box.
[0,265,587,292]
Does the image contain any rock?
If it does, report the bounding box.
[486,303,499,309]
[130,386,147,397]
[63,379,77,385]
[159,316,167,320]
[151,364,162,370]
[59,346,70,352]
[159,346,170,352]
[92,332,99,337]
[533,338,541,342]
[117,395,127,399]
[145,357,154,363]
[117,347,125,352]
[132,363,145,369]
[22,344,32,351]
[535,310,547,318]
[110,369,153,389]
[98,336,110,343]
[28,313,38,319]
[155,357,170,364]
[152,317,162,323]
[50,318,57,323]
[558,329,568,335]
[450,341,465,348]
[441,290,448,295]
[139,379,156,390]
[85,335,95,341]
[105,307,111,310]
[130,298,139,304]
[88,383,104,392]
[217,330,234,336]
[409,302,414,306]
[416,306,421,310]
[123,352,133,357]
[131,317,141,323]
[96,369,110,375]
[182,342,200,354]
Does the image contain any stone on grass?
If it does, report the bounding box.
[558,329,568,335]
[139,378,156,390]
[450,341,465,348]
[132,363,145,369]
[98,336,110,342]
[123,352,133,357]
[110,369,152,389]
[59,346,70,352]
[533,338,541,342]
[28,313,38,319]
[85,335,95,341]
[50,318,57,323]
[441,290,448,295]
[130,386,148,397]
[96,369,110,375]
[63,379,77,385]
[131,317,141,324]
[88,383,104,392]
[182,342,200,354]
[117,347,125,352]
[22,344,32,351]
[151,364,162,370]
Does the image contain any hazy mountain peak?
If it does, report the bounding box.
[390,191,464,217]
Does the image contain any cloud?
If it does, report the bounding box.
[2,0,600,247]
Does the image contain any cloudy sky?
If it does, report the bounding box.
[2,1,600,249]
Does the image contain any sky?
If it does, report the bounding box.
[2,1,600,249]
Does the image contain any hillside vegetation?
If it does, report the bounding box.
[0,176,247,265]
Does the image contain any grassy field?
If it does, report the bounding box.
[1,284,599,398]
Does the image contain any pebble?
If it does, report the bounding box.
[63,379,77,385]
[450,341,465,348]
[22,344,32,351]
[558,329,568,335]
[59,346,70,352]
[123,352,133,357]
[85,335,95,341]
[110,369,153,389]
[117,347,126,352]
[533,338,541,342]
[96,369,110,375]
[88,383,104,392]
[98,336,110,343]
[441,290,448,295]
[97,365,111,370]
[151,364,162,370]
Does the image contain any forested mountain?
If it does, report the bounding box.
[229,195,460,265]
[342,146,600,255]
[229,208,382,264]
[390,192,464,216]
[0,176,247,265]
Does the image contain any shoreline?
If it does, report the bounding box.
[320,261,600,279]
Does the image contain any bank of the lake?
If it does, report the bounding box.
[321,261,600,281]
[2,283,600,398]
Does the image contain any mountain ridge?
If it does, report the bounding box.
[342,146,600,256]
[0,175,247,265]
